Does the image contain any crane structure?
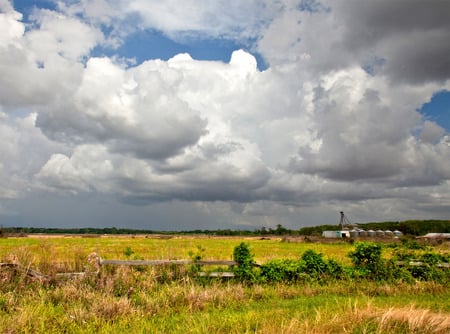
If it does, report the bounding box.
[338,211,354,230]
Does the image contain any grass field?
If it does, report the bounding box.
[0,235,355,269]
[1,235,449,333]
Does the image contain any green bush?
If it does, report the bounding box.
[348,242,383,278]
[232,243,256,282]
[301,250,327,277]
[391,246,450,283]
[420,252,443,265]
[259,259,302,283]
[259,250,345,283]
[326,259,344,279]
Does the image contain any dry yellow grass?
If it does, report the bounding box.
[379,306,450,333]
[245,302,450,334]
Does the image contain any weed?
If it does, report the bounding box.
[188,245,205,274]
[123,246,134,258]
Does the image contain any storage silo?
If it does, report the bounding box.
[376,229,385,237]
[393,230,403,237]
[358,229,368,237]
[384,230,393,238]
[350,229,359,238]
[367,230,376,237]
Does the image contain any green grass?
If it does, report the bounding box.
[1,279,448,333]
[1,235,449,333]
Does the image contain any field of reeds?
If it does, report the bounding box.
[1,235,449,333]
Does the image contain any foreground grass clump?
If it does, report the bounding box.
[1,236,449,333]
[0,270,449,333]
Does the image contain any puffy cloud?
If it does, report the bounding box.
[289,67,419,181]
[0,0,24,47]
[1,0,450,228]
[0,3,102,108]
[420,121,445,144]
[130,0,275,41]
[57,0,276,51]
[36,57,207,159]
[0,112,67,200]
[258,0,450,84]
[34,50,272,203]
[26,9,103,61]
[334,0,450,84]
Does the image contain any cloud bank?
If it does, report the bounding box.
[1,0,450,228]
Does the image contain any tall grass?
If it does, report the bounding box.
[1,236,449,333]
[1,273,448,333]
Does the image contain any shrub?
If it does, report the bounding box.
[348,242,385,279]
[405,240,426,250]
[326,259,344,279]
[301,250,327,277]
[391,247,450,283]
[232,243,256,282]
[259,259,302,283]
[420,252,443,265]
[259,250,345,283]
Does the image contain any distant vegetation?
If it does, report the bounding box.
[1,219,449,237]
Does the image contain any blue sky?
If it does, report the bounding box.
[1,0,450,230]
[112,30,268,70]
[13,0,268,68]
[420,91,450,132]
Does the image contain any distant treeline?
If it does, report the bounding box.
[1,220,449,237]
[0,224,292,237]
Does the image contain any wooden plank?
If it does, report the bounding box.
[55,272,86,278]
[396,261,450,268]
[99,259,238,266]
[0,263,50,280]
[197,272,235,278]
[25,267,50,280]
[99,259,191,266]
[194,260,237,266]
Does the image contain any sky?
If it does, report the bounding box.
[0,0,450,231]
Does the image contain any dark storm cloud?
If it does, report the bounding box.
[36,109,208,160]
[335,0,450,83]
[288,76,418,182]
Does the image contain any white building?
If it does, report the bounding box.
[322,230,350,238]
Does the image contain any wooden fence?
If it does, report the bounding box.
[1,255,448,282]
[0,253,240,281]
[98,257,238,278]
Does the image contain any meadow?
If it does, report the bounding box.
[1,235,449,333]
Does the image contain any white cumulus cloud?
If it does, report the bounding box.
[1,0,450,228]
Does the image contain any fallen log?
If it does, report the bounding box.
[0,263,50,281]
